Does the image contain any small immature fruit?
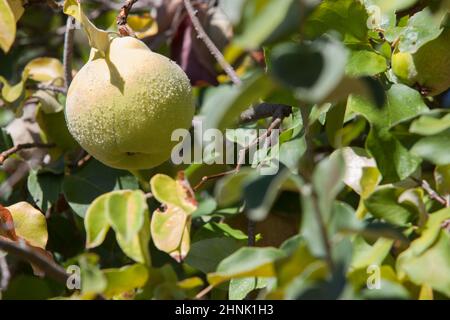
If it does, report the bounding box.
[413,27,450,96]
[391,52,417,85]
[65,37,194,170]
[392,27,450,96]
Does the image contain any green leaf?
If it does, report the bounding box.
[410,113,450,136]
[313,151,346,220]
[84,193,110,249]
[78,254,107,295]
[106,190,146,243]
[397,227,450,297]
[244,167,293,221]
[0,0,16,53]
[351,236,394,271]
[201,222,249,241]
[185,237,242,274]
[201,72,275,131]
[345,50,387,77]
[27,169,63,213]
[116,211,151,265]
[347,84,429,128]
[364,187,417,226]
[234,0,301,50]
[411,131,450,165]
[398,8,444,53]
[207,247,286,286]
[408,207,450,256]
[304,0,369,44]
[6,202,48,249]
[366,126,421,182]
[229,277,268,300]
[84,190,151,265]
[435,164,450,196]
[214,168,255,207]
[337,147,380,197]
[33,90,63,113]
[103,264,149,298]
[62,159,138,217]
[269,38,348,103]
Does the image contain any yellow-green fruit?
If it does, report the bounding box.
[391,52,417,85]
[392,28,450,96]
[414,27,450,96]
[65,37,194,170]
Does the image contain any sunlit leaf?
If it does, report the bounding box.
[207,247,286,286]
[103,264,149,298]
[0,0,16,53]
[6,202,48,249]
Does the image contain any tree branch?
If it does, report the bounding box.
[117,0,139,36]
[27,83,67,94]
[0,237,68,284]
[0,255,10,291]
[299,105,334,271]
[183,0,241,85]
[240,103,292,124]
[0,143,56,165]
[63,16,75,90]
[413,178,448,207]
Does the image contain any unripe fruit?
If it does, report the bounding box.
[413,27,450,96]
[391,52,417,85]
[392,28,450,96]
[65,37,194,170]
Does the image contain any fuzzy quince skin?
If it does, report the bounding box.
[65,36,194,170]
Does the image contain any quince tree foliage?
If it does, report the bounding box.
[0,0,449,300]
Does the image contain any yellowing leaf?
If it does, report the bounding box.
[106,190,146,243]
[63,0,110,53]
[127,14,158,39]
[6,202,48,249]
[0,76,24,103]
[116,217,151,265]
[103,264,148,298]
[7,0,24,22]
[150,174,197,214]
[207,247,286,286]
[24,57,64,83]
[0,0,16,53]
[151,206,187,253]
[177,276,203,290]
[150,174,197,261]
[397,230,450,297]
[84,190,151,265]
[33,90,63,113]
[85,194,110,249]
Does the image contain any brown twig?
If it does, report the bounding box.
[0,237,68,284]
[0,255,10,291]
[299,105,334,271]
[413,178,448,207]
[240,103,292,124]
[183,0,241,85]
[195,284,213,299]
[63,16,75,90]
[117,0,139,36]
[27,83,67,94]
[0,143,56,165]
